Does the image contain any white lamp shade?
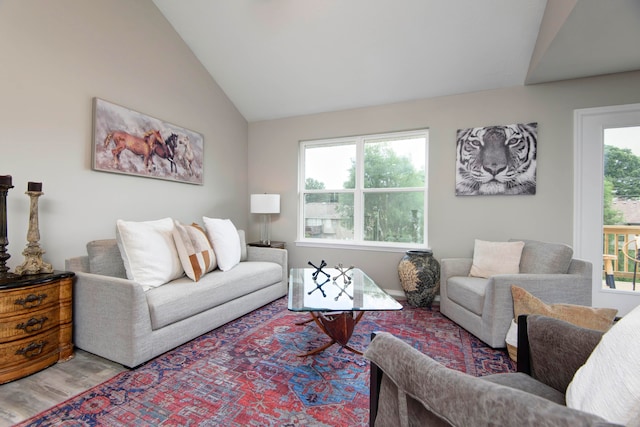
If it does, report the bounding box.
[250,194,280,214]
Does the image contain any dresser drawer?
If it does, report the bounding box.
[0,328,60,367]
[0,306,60,342]
[0,282,60,316]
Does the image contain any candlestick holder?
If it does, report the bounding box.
[0,179,18,280]
[15,189,53,275]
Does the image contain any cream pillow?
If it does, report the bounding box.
[202,217,241,271]
[469,240,524,278]
[172,220,217,281]
[566,304,640,425]
[115,218,184,290]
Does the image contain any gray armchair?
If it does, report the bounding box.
[440,240,592,348]
[365,316,622,427]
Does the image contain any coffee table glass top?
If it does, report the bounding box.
[288,268,403,312]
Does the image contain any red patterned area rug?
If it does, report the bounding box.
[18,297,514,426]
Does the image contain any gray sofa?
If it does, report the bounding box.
[65,230,287,368]
[440,240,592,348]
[365,316,624,427]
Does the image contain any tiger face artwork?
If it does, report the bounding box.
[455,123,537,196]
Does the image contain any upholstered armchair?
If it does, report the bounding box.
[365,315,628,427]
[440,239,592,348]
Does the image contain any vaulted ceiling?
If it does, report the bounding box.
[153,0,640,122]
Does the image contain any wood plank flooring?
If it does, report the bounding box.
[0,350,127,426]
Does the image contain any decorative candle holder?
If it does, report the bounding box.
[0,175,18,280]
[15,182,53,275]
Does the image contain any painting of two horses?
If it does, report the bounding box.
[93,98,203,184]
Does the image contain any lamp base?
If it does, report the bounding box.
[260,214,271,246]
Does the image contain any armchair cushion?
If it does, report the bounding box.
[515,239,574,274]
[469,239,525,278]
[525,315,604,393]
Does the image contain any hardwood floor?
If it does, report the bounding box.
[0,350,127,426]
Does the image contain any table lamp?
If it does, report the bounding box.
[251,194,280,245]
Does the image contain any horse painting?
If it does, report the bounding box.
[103,129,164,172]
[175,134,195,176]
[152,133,178,173]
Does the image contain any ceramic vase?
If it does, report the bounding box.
[398,250,440,307]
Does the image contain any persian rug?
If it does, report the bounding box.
[18,297,514,426]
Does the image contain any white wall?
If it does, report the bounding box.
[0,0,248,271]
[249,71,640,295]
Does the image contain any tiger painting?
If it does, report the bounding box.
[455,122,537,196]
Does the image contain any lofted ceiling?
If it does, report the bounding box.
[152,0,640,122]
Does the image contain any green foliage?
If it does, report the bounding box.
[305,178,327,203]
[603,178,625,225]
[343,143,425,243]
[604,145,640,199]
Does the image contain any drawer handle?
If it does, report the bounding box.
[14,293,48,309]
[16,316,49,333]
[16,340,48,358]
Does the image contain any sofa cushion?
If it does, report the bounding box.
[513,239,573,274]
[446,276,487,316]
[202,217,241,271]
[567,304,640,425]
[116,218,184,290]
[172,220,217,281]
[145,261,282,330]
[469,240,524,278]
[87,239,126,279]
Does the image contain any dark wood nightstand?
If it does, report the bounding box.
[0,271,75,384]
[248,241,286,249]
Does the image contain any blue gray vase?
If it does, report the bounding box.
[398,250,440,307]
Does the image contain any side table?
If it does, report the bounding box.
[0,271,75,384]
[248,241,286,249]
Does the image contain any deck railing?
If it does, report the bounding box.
[603,225,640,280]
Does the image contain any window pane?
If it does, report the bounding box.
[304,193,354,239]
[364,192,424,243]
[364,137,426,188]
[305,144,356,190]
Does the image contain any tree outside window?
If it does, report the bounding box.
[300,130,428,247]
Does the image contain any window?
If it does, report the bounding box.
[299,129,428,249]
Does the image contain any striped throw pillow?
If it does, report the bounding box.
[172,220,217,281]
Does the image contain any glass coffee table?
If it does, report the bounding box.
[288,267,402,356]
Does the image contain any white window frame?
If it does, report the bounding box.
[297,129,429,252]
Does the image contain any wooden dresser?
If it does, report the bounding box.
[0,271,74,384]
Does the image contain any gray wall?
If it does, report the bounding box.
[248,71,640,295]
[0,0,248,271]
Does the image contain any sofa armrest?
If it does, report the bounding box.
[73,271,152,367]
[247,245,288,283]
[440,258,473,280]
[365,332,613,427]
[519,315,604,393]
[440,258,472,301]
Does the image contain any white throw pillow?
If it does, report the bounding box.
[202,217,241,271]
[116,218,184,290]
[469,239,524,278]
[172,220,217,281]
[566,304,640,425]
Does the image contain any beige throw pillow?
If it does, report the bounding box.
[507,285,618,362]
[172,220,217,281]
[469,240,525,278]
[512,286,618,331]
